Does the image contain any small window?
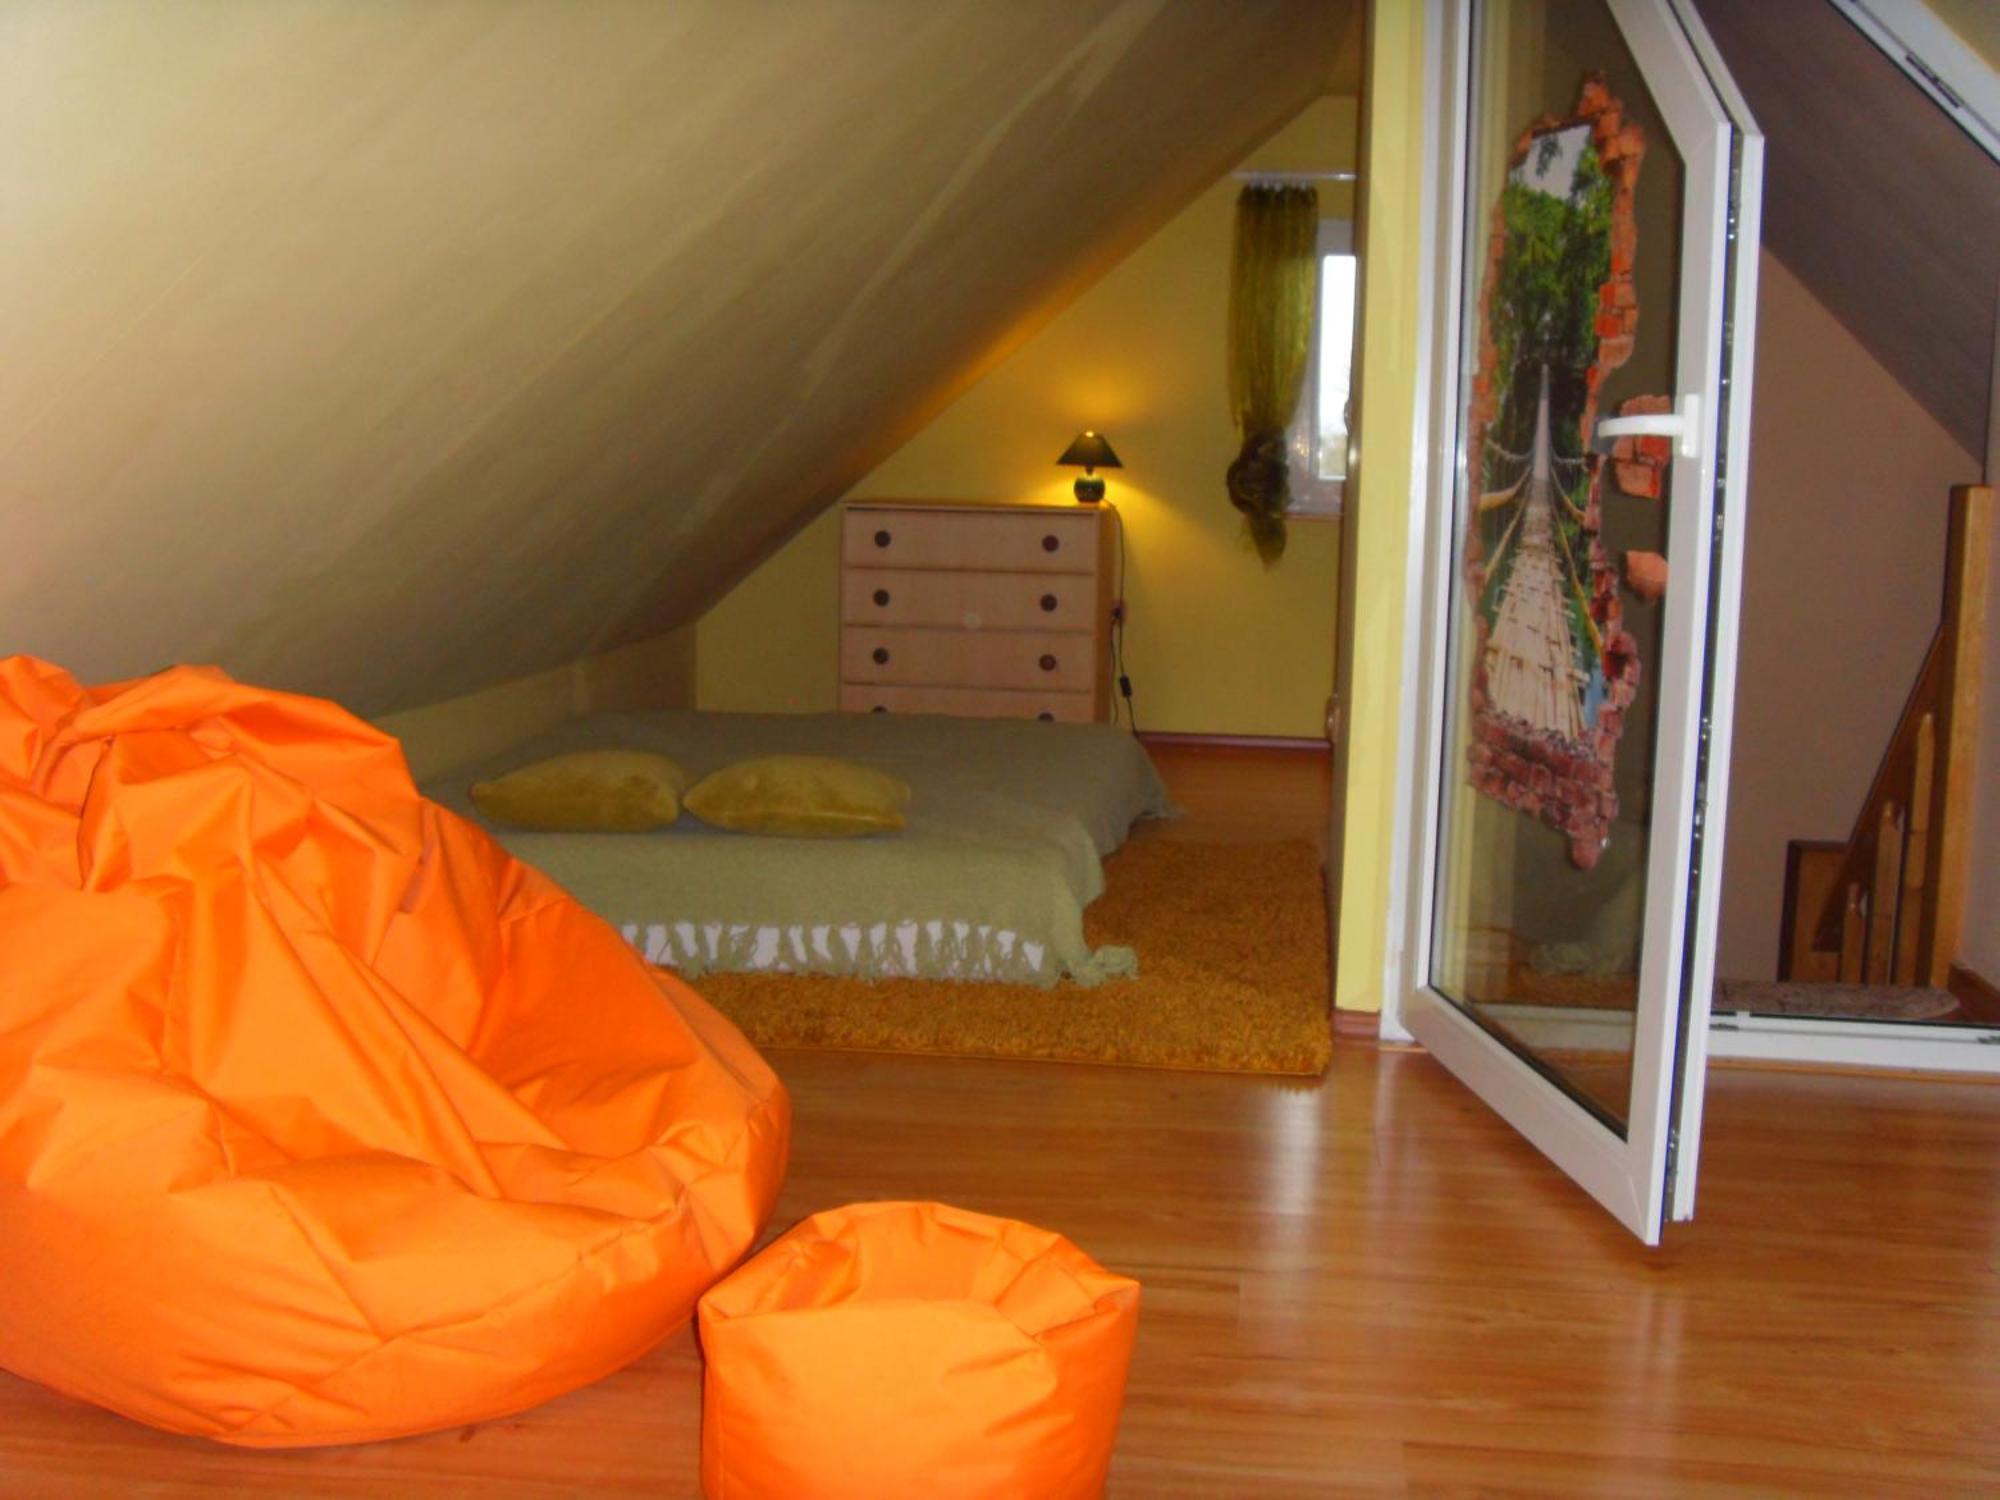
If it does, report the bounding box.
[1285,219,1357,518]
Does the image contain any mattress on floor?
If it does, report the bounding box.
[426,709,1174,987]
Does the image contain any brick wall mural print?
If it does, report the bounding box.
[1463,79,1651,871]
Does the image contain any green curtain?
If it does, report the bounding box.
[1226,184,1318,563]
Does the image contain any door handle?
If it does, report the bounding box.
[1594,393,1701,459]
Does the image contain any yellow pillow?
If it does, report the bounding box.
[683,755,910,838]
[469,750,686,832]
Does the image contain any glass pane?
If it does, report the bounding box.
[1429,0,1685,1129]
[1317,254,1356,481]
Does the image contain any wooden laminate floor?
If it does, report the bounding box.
[5,743,1998,1497]
[1134,739,1334,853]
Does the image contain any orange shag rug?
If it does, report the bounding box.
[682,839,1332,1077]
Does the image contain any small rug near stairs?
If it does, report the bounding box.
[1716,980,1961,1023]
[682,839,1333,1076]
[1512,967,1963,1023]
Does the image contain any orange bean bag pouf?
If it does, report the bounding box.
[0,658,790,1446]
[698,1201,1140,1499]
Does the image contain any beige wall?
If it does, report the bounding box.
[377,627,693,782]
[698,97,1359,738]
[1717,254,1980,980]
[2,0,1347,718]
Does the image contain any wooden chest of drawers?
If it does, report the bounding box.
[839,502,1114,723]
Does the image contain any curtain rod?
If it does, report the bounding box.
[1231,170,1358,183]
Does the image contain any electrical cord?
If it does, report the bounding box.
[1108,503,1138,736]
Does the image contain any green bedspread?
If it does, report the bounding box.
[426,710,1174,987]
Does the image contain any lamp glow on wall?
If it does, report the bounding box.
[1056,430,1121,504]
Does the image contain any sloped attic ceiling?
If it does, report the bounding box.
[1695,0,1998,457]
[3,0,1359,715]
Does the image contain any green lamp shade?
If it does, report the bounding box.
[1056,431,1122,472]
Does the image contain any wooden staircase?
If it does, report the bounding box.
[1780,484,1990,987]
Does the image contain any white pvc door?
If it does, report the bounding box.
[1393,0,1761,1244]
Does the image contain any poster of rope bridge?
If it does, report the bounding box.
[1464,78,1667,871]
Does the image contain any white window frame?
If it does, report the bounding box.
[1285,219,1357,519]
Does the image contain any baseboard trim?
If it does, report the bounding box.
[1332,1007,1381,1042]
[1138,731,1329,753]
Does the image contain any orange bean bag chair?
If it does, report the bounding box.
[0,657,790,1446]
[698,1201,1140,1499]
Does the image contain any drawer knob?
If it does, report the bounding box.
[1037,711,1055,723]
[1041,534,1060,553]
[871,705,888,714]
[873,588,891,607]
[1039,653,1058,672]
[874,529,892,548]
[872,647,890,665]
[1040,593,1058,612]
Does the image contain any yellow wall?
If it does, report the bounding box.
[698,97,1361,738]
[1929,0,2000,69]
[698,511,842,715]
[1330,0,1430,1016]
